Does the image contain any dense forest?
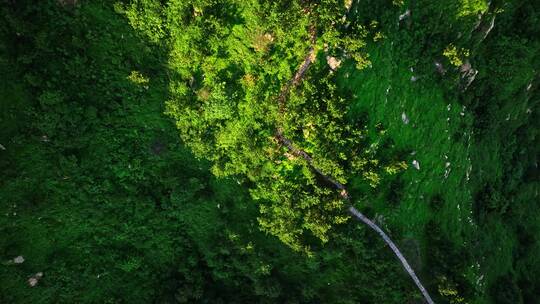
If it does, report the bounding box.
[1,0,539,303]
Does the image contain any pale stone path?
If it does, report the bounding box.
[273,27,435,304]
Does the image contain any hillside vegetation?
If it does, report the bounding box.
[1,0,538,303]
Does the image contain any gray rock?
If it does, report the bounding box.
[401,112,410,124]
[13,256,24,264]
[412,160,420,170]
[399,9,411,22]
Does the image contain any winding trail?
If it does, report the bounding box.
[273,27,435,304]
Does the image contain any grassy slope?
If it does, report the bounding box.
[342,42,475,242]
[339,1,539,303]
[339,41,479,302]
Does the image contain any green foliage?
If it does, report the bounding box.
[458,0,489,17]
[443,44,470,67]
[1,0,538,303]
[0,1,416,303]
[129,0,395,249]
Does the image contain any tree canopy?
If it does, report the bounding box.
[1,0,538,303]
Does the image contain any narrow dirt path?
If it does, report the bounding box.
[276,25,317,116]
[273,26,435,304]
